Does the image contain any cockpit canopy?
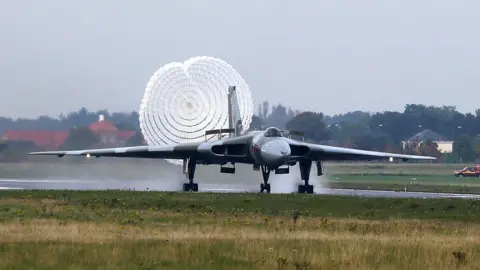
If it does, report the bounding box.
[264,127,283,137]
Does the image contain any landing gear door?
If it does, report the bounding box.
[183,158,187,174]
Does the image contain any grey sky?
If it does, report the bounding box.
[1,1,478,118]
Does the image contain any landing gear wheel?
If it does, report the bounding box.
[260,183,271,193]
[297,184,314,194]
[305,184,313,194]
[297,160,314,194]
[183,183,199,192]
[183,158,199,192]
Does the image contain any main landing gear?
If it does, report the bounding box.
[182,158,199,192]
[260,166,271,193]
[297,160,313,194]
[297,160,323,194]
[257,160,323,194]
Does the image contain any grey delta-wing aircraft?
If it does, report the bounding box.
[28,86,437,194]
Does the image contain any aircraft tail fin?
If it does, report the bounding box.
[228,86,243,137]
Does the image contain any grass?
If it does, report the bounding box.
[322,163,480,194]
[0,190,480,269]
[327,181,480,194]
[325,173,480,194]
[325,162,465,175]
[328,174,467,183]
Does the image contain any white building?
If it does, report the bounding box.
[401,129,453,153]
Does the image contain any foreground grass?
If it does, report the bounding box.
[1,190,480,269]
[1,218,479,269]
[1,190,480,221]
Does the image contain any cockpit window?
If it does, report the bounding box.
[264,127,282,137]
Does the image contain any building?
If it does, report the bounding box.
[1,130,68,150]
[1,115,136,150]
[401,129,453,153]
[88,115,136,146]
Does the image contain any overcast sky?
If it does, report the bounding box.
[1,1,478,118]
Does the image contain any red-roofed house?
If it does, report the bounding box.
[89,115,119,133]
[2,130,68,150]
[1,114,137,150]
[88,115,136,146]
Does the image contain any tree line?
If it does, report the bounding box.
[0,107,139,134]
[254,102,480,163]
[1,103,480,163]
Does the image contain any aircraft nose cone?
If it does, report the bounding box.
[261,140,291,168]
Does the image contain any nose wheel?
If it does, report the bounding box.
[260,183,271,193]
[260,165,271,193]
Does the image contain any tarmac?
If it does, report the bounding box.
[1,178,480,199]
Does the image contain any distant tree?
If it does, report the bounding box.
[249,115,266,130]
[125,132,145,146]
[329,122,370,144]
[0,141,40,162]
[351,133,391,151]
[115,122,137,131]
[416,139,442,159]
[266,104,289,129]
[287,108,296,120]
[286,111,329,143]
[453,135,477,162]
[325,111,371,126]
[262,101,269,120]
[403,141,419,155]
[59,127,99,150]
[369,111,407,143]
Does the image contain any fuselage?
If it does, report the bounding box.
[247,127,291,169]
[203,127,295,169]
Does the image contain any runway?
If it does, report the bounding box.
[1,178,480,199]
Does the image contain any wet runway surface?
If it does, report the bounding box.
[1,178,480,199]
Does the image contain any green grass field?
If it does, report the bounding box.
[0,190,480,269]
[325,173,480,193]
[323,163,480,194]
[325,162,464,175]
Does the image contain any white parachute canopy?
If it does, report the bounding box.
[139,56,254,165]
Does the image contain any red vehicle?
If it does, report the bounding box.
[453,165,480,177]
